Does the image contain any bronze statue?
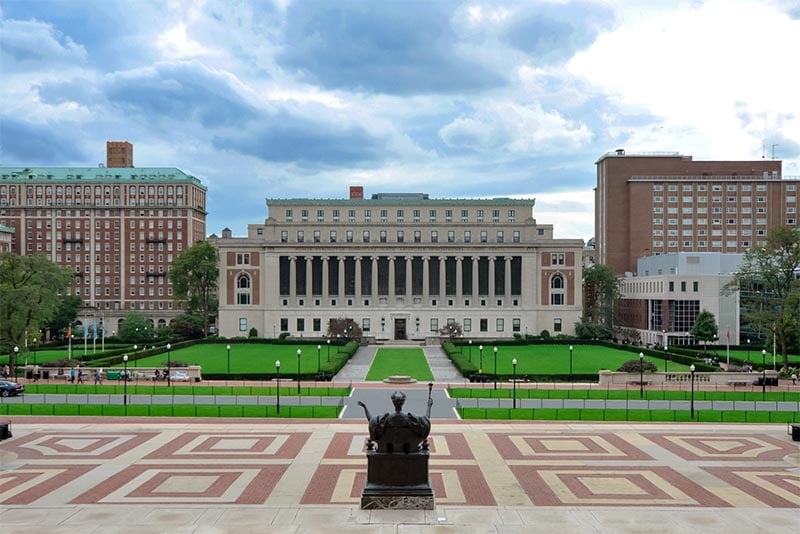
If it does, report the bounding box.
[358,385,433,452]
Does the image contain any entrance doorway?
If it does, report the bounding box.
[394,318,407,340]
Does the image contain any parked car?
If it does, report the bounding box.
[0,380,24,397]
[169,371,190,382]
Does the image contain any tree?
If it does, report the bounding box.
[169,241,218,337]
[44,295,83,339]
[728,226,800,371]
[327,318,363,343]
[169,313,204,340]
[439,321,463,341]
[574,318,612,340]
[583,264,621,328]
[117,312,155,344]
[0,253,71,373]
[690,310,718,350]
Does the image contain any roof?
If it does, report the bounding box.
[266,196,535,207]
[0,167,206,189]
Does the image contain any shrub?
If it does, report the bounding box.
[617,359,658,373]
[248,327,258,338]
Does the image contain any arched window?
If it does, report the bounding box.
[550,274,565,305]
[551,274,564,289]
[236,274,251,305]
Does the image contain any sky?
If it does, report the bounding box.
[1,0,799,241]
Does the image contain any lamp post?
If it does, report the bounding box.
[317,344,321,374]
[569,345,574,379]
[296,349,302,394]
[468,339,473,363]
[493,347,498,389]
[226,344,231,376]
[166,343,171,386]
[133,344,137,369]
[123,354,128,407]
[690,364,696,419]
[13,346,19,379]
[746,338,750,362]
[326,338,330,362]
[512,358,518,409]
[664,345,669,372]
[275,360,281,414]
[761,348,767,400]
[639,352,644,398]
[479,345,484,372]
[33,338,37,366]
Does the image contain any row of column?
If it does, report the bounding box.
[286,255,516,302]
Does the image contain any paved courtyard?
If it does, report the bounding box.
[1,417,798,533]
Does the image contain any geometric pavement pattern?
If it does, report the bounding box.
[0,422,798,509]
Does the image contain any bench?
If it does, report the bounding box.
[727,380,750,387]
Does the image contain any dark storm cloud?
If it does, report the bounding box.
[276,1,504,94]
[0,118,87,164]
[104,62,257,127]
[212,111,389,167]
[503,2,614,63]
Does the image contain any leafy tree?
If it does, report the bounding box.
[583,264,621,328]
[327,317,363,343]
[0,253,71,373]
[439,321,463,341]
[169,241,218,337]
[118,312,155,344]
[690,310,718,349]
[169,314,204,340]
[727,226,800,371]
[44,295,83,339]
[574,318,612,340]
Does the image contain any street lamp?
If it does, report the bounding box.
[639,352,644,398]
[296,349,302,394]
[275,360,281,414]
[664,345,669,372]
[13,346,19,378]
[493,347,498,389]
[569,345,574,379]
[32,338,37,366]
[317,344,321,374]
[133,344,137,369]
[479,345,484,371]
[166,343,172,386]
[326,338,331,362]
[690,364,696,419]
[123,354,129,407]
[226,344,231,376]
[468,339,472,363]
[761,348,767,400]
[512,358,518,409]
[746,339,750,362]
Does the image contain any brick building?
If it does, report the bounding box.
[0,143,207,334]
[595,150,797,275]
[211,187,584,341]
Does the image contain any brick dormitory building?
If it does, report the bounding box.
[210,187,584,341]
[0,142,207,334]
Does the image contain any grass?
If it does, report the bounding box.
[0,403,342,418]
[448,387,800,402]
[457,407,800,423]
[717,349,800,366]
[458,344,693,375]
[365,348,435,382]
[20,384,351,396]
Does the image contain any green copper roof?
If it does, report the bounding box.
[0,167,206,189]
[0,223,13,233]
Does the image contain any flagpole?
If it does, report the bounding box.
[84,314,88,356]
[726,328,730,367]
[102,316,105,352]
[68,323,72,361]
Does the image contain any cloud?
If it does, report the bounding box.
[0,117,87,164]
[439,102,592,154]
[276,1,505,94]
[0,17,87,66]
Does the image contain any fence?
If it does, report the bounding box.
[457,406,800,423]
[0,402,343,418]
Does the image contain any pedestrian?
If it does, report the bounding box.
[94,369,102,385]
[2,364,9,379]
[70,367,76,383]
[77,368,84,384]
[792,373,797,385]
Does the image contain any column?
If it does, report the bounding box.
[322,256,329,298]
[472,256,479,298]
[388,257,396,299]
[456,256,463,303]
[371,256,379,297]
[488,256,496,304]
[439,256,447,298]
[405,256,412,297]
[305,256,313,299]
[355,256,362,302]
[422,256,430,301]
[338,256,345,297]
[504,256,512,300]
[289,256,297,297]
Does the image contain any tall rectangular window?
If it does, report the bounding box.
[239,318,247,332]
[430,318,438,332]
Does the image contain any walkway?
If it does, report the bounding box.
[0,418,797,532]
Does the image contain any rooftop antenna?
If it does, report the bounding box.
[771,143,779,159]
[761,144,765,159]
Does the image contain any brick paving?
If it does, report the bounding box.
[0,416,798,533]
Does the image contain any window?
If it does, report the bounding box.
[551,253,565,265]
[550,274,565,305]
[362,318,370,332]
[285,209,293,220]
[412,209,420,221]
[496,231,504,243]
[414,230,421,243]
[480,231,487,243]
[429,209,436,221]
[239,318,247,332]
[333,209,340,220]
[476,209,484,221]
[297,318,305,332]
[396,230,404,243]
[281,230,288,243]
[461,209,468,222]
[348,209,355,222]
[431,230,438,243]
[236,253,250,265]
[380,230,387,243]
[396,209,404,221]
[553,318,562,332]
[492,209,500,221]
[512,318,520,332]
[463,318,471,332]
[480,318,488,332]
[448,230,455,243]
[693,281,699,292]
[513,230,520,243]
[314,230,321,243]
[668,281,674,292]
[317,209,325,221]
[496,318,504,332]
[464,230,471,243]
[280,318,288,331]
[330,230,337,243]
[346,230,353,243]
[297,230,304,243]
[508,209,515,220]
[363,230,370,243]
[301,209,308,221]
[430,318,438,332]
[236,274,251,305]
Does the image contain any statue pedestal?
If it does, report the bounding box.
[361,450,434,510]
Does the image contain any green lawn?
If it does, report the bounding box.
[130,343,341,374]
[717,349,800,366]
[21,384,351,396]
[0,403,341,418]
[448,387,800,402]
[365,348,435,382]
[458,407,800,423]
[457,344,693,375]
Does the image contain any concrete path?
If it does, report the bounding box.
[424,345,463,382]
[333,345,376,381]
[333,343,463,383]
[0,418,797,533]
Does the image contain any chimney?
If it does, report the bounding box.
[106,141,133,168]
[349,186,364,199]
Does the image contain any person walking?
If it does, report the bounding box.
[69,367,76,383]
[77,367,84,384]
[94,368,103,385]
